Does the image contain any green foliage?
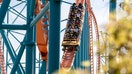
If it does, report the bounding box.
[101,2,132,74]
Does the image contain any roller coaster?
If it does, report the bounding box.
[60,1,100,74]
[0,0,117,74]
[60,2,85,70]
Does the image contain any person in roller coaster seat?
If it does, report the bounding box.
[68,18,75,26]
[78,3,84,11]
[75,19,81,26]
[76,10,82,20]
[64,32,69,39]
[69,12,76,19]
[69,14,75,20]
[64,26,71,39]
[73,25,80,39]
[66,20,75,39]
[71,3,77,12]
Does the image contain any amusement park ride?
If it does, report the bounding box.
[0,0,116,74]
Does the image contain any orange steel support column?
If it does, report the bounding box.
[88,13,94,74]
[35,0,48,61]
[80,0,85,4]
[87,0,94,73]
[0,0,2,3]
[0,38,6,74]
[76,0,79,5]
[86,0,100,73]
[91,10,100,73]
[76,0,85,5]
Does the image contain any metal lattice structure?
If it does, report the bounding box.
[0,0,117,74]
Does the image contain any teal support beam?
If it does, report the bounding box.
[0,0,11,25]
[9,1,26,8]
[60,28,66,32]
[0,67,2,74]
[0,25,27,30]
[30,3,49,27]
[60,18,68,22]
[38,1,47,74]
[10,36,26,74]
[74,11,90,69]
[0,30,25,74]
[27,0,36,22]
[39,61,47,74]
[0,67,1,74]
[110,0,116,12]
[26,0,36,74]
[80,11,89,69]
[61,1,72,5]
[11,4,26,24]
[25,29,36,74]
[8,7,26,20]
[109,0,116,21]
[109,0,116,74]
[25,26,36,70]
[48,0,61,74]
[42,0,49,25]
[73,47,80,68]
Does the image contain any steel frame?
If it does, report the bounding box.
[0,0,100,74]
[0,0,60,73]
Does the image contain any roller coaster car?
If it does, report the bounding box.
[62,3,84,46]
[62,39,80,46]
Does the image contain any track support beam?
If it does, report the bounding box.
[10,36,26,74]
[110,0,116,12]
[26,0,36,74]
[0,0,10,25]
[30,3,49,27]
[48,0,61,74]
[0,30,25,74]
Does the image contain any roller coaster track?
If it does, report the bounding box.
[0,0,6,74]
[86,0,100,73]
[91,10,100,73]
[60,0,85,71]
[60,0,100,74]
[0,37,6,74]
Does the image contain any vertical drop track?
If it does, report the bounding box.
[0,37,6,74]
[60,0,100,74]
